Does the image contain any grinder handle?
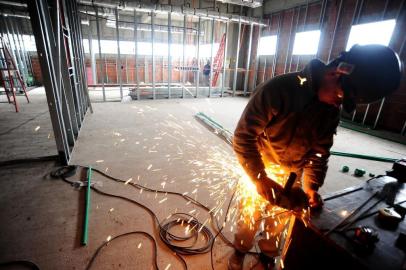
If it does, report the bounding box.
[283,172,297,195]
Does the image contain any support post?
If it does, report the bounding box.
[243,22,253,95]
[168,12,172,98]
[151,12,155,99]
[271,12,283,79]
[232,15,242,96]
[221,21,228,97]
[208,18,214,97]
[115,8,123,99]
[95,7,105,101]
[195,17,201,98]
[134,10,139,100]
[182,14,186,98]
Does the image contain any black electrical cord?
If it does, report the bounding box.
[52,165,239,270]
[0,155,59,167]
[0,260,40,269]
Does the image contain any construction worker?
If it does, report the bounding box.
[229,44,402,270]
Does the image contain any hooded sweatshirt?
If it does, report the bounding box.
[233,59,340,191]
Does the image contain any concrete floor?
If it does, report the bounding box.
[0,91,405,269]
[0,87,56,162]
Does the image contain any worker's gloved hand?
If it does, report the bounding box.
[277,187,309,212]
[254,178,283,203]
[306,189,323,210]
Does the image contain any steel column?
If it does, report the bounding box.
[284,8,296,74]
[288,7,301,73]
[95,7,105,101]
[182,15,186,98]
[327,0,344,63]
[208,18,214,97]
[168,12,172,98]
[115,8,123,99]
[87,13,96,85]
[11,18,29,83]
[133,10,139,100]
[271,12,283,79]
[195,17,201,97]
[221,21,228,97]
[295,1,310,72]
[151,12,155,99]
[8,18,26,83]
[253,24,263,89]
[232,16,242,96]
[243,22,253,95]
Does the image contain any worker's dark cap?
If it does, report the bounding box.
[331,44,402,113]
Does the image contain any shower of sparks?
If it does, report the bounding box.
[34,126,40,132]
[109,208,114,212]
[125,178,133,185]
[113,109,312,265]
[164,264,171,270]
[96,160,104,163]
[137,243,142,249]
[106,235,112,242]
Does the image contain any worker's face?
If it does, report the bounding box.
[318,69,344,108]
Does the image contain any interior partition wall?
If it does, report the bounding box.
[28,0,91,164]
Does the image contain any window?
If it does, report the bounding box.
[257,35,277,55]
[346,19,396,50]
[292,30,321,55]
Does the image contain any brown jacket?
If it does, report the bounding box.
[233,60,340,191]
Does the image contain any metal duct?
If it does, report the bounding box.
[77,0,267,26]
[217,0,262,8]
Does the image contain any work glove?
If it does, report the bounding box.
[254,177,284,204]
[306,189,323,210]
[277,186,309,212]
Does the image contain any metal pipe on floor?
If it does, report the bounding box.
[243,22,253,96]
[195,17,200,98]
[221,21,228,97]
[115,8,123,99]
[95,7,105,101]
[232,8,242,96]
[168,12,172,99]
[283,8,296,74]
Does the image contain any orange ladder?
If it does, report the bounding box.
[211,33,226,87]
[0,36,29,112]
